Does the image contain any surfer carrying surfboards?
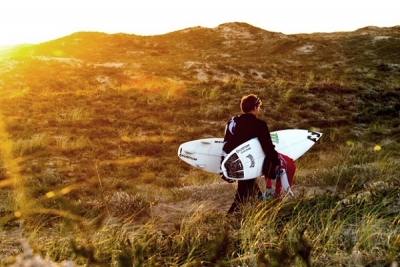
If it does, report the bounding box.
[221,94,281,213]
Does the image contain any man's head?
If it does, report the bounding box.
[240,94,262,113]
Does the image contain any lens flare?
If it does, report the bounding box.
[46,191,55,198]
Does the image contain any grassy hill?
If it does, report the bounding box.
[2,22,400,87]
[0,22,399,266]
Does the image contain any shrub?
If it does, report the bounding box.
[106,191,151,218]
[12,134,48,156]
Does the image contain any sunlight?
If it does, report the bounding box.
[0,179,11,188]
[1,0,398,46]
[45,191,56,198]
[128,75,186,99]
[0,36,15,47]
[7,87,30,99]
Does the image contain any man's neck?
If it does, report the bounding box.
[246,109,257,116]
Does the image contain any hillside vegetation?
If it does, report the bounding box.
[0,22,400,266]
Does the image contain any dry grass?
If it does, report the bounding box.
[1,76,398,265]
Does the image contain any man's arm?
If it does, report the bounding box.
[258,121,280,178]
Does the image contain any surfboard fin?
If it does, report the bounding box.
[196,164,206,168]
[183,149,196,154]
[201,140,212,144]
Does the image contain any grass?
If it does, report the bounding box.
[1,54,400,266]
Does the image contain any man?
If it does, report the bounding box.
[221,94,281,213]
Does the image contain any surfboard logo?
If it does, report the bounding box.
[270,133,279,144]
[246,154,255,168]
[179,148,197,161]
[236,143,251,154]
[307,131,322,143]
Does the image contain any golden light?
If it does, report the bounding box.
[60,187,72,195]
[51,49,64,57]
[0,179,12,188]
[46,191,55,198]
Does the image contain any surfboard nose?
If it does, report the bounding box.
[307,131,323,143]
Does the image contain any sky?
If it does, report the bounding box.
[1,0,399,46]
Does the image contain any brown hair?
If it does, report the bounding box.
[240,94,262,113]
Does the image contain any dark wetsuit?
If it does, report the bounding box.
[222,113,280,213]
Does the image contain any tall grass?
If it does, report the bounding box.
[4,191,399,266]
[1,76,399,266]
[55,107,89,124]
[54,135,91,150]
[11,134,48,157]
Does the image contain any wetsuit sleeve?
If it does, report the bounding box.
[221,117,236,157]
[221,119,233,164]
[258,121,280,177]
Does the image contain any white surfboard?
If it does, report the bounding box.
[221,129,322,180]
[178,138,224,173]
[177,129,322,177]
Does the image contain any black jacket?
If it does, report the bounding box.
[222,113,280,213]
[222,113,280,178]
